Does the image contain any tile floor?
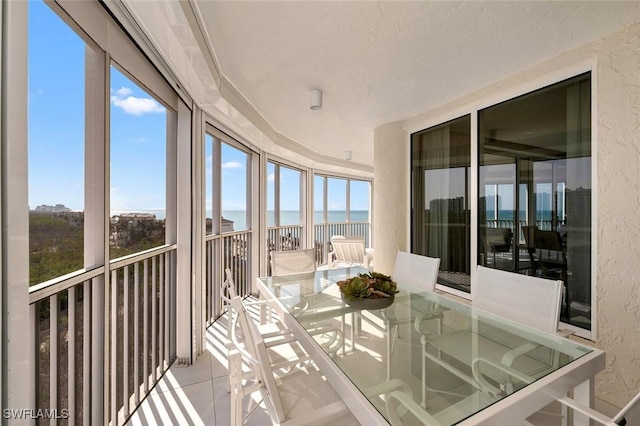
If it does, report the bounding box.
[126,314,271,425]
[126,301,572,426]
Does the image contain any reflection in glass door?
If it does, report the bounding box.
[479,73,592,329]
[411,116,471,293]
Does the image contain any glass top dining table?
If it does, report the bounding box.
[256,267,604,425]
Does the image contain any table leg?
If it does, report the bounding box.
[259,291,267,324]
[572,377,593,426]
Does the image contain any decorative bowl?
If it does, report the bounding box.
[337,271,397,310]
[340,292,395,310]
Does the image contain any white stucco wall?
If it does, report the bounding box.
[595,22,640,406]
[377,22,640,408]
[373,122,408,276]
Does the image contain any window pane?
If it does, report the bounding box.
[267,162,275,226]
[327,178,346,223]
[29,1,85,285]
[205,134,213,234]
[221,143,248,231]
[109,66,167,258]
[314,175,325,223]
[279,166,301,225]
[411,116,471,292]
[350,180,369,222]
[479,72,591,329]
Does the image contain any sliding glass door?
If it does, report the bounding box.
[411,116,471,293]
[412,73,592,331]
[478,73,592,328]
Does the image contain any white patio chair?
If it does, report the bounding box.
[228,296,350,425]
[270,248,316,276]
[354,252,441,380]
[393,251,440,291]
[418,265,564,406]
[329,235,373,269]
[223,268,274,338]
[270,249,348,356]
[223,268,343,356]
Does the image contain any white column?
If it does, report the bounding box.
[176,100,194,363]
[1,0,30,418]
[192,108,205,357]
[373,122,409,275]
[85,44,107,425]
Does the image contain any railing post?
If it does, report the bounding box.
[68,287,76,426]
[91,275,104,426]
[30,304,38,426]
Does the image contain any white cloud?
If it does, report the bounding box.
[113,87,133,97]
[267,173,275,182]
[110,86,164,116]
[222,161,242,169]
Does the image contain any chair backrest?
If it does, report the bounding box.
[483,227,512,252]
[523,226,566,268]
[222,268,238,306]
[523,226,563,251]
[330,235,366,263]
[229,296,286,423]
[393,251,440,291]
[474,265,562,333]
[270,248,317,276]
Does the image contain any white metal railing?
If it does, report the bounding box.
[205,230,252,326]
[266,225,303,275]
[314,222,370,265]
[267,224,303,252]
[29,244,177,426]
[266,223,371,268]
[486,219,565,244]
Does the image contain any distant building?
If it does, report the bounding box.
[34,204,72,213]
[222,218,234,232]
[205,217,235,233]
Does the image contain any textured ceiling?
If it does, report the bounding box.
[128,1,640,169]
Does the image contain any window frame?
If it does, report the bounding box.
[205,125,257,236]
[406,62,597,340]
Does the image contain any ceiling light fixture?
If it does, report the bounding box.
[310,89,323,110]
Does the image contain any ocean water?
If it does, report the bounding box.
[485,210,554,221]
[111,209,369,231]
[225,210,370,231]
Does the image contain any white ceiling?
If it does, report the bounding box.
[127,1,640,169]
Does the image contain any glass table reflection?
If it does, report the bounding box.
[256,267,604,425]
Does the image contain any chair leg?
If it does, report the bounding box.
[229,351,244,424]
[386,321,392,381]
[421,336,427,408]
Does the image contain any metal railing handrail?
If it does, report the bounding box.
[29,266,105,304]
[205,229,253,242]
[29,243,177,304]
[109,243,177,269]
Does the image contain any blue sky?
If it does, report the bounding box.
[28,1,369,215]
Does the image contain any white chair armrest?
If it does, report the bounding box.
[364,378,411,398]
[414,308,447,335]
[385,390,443,426]
[328,250,337,267]
[364,249,374,269]
[472,357,535,397]
[500,342,541,367]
